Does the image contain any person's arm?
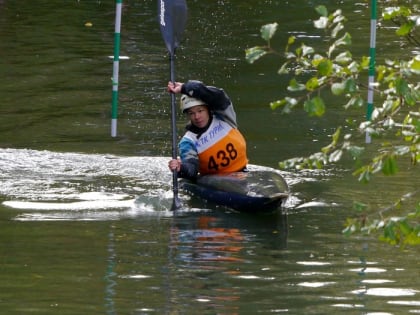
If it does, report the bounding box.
[178,137,199,179]
[178,160,198,179]
[181,80,238,128]
[168,157,198,180]
[168,137,199,179]
[181,80,230,111]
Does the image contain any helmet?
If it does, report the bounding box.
[180,94,206,112]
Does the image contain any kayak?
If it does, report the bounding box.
[180,168,289,213]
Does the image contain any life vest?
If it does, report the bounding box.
[184,118,248,175]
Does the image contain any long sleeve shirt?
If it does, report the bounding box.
[177,80,247,179]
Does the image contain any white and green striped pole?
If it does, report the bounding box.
[111,0,122,137]
[366,0,377,143]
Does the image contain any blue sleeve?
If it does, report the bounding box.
[178,137,199,179]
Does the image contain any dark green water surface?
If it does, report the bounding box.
[0,1,418,314]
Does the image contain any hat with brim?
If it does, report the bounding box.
[180,94,206,112]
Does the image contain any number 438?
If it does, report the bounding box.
[207,143,238,171]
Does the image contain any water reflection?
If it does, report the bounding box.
[98,208,420,314]
[166,212,288,313]
[104,227,117,315]
[173,216,245,264]
[352,288,419,297]
[100,212,288,314]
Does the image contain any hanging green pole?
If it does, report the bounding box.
[366,0,377,143]
[111,0,122,137]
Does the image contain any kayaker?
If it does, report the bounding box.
[167,80,248,179]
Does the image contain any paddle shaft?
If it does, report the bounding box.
[158,0,187,210]
[169,53,181,210]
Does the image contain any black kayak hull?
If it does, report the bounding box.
[180,169,289,213]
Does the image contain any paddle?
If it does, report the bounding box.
[158,0,187,210]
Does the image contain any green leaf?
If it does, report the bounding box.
[353,201,368,212]
[329,149,343,162]
[332,11,345,24]
[352,96,365,108]
[314,16,329,29]
[334,32,352,47]
[347,61,360,73]
[328,44,337,58]
[335,51,352,64]
[376,65,387,82]
[409,55,420,74]
[318,59,333,76]
[383,222,398,244]
[331,78,357,96]
[245,47,267,64]
[270,99,286,110]
[261,23,278,41]
[306,77,319,91]
[404,90,418,106]
[287,35,296,46]
[315,5,328,17]
[360,56,370,69]
[302,44,315,57]
[342,225,353,236]
[357,169,371,183]
[331,21,344,38]
[344,78,357,93]
[331,81,345,95]
[270,97,298,111]
[394,145,410,156]
[396,21,414,36]
[285,97,298,106]
[414,118,420,133]
[287,78,306,92]
[382,156,399,175]
[348,145,365,159]
[332,127,341,143]
[396,77,409,95]
[285,52,296,59]
[304,96,326,117]
[278,62,290,74]
[383,6,411,20]
[398,220,412,236]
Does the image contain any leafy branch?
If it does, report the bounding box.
[245,5,420,246]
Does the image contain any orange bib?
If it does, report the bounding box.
[185,119,248,175]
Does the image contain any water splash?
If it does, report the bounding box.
[1,148,320,220]
[0,148,176,219]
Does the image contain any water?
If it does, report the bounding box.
[1,0,419,314]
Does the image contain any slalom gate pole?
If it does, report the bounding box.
[111,0,122,137]
[366,0,377,144]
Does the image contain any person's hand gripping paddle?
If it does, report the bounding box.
[158,0,187,211]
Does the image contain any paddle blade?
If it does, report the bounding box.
[171,194,182,211]
[158,0,188,54]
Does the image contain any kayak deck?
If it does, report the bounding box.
[180,170,289,213]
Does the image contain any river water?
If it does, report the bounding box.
[0,0,419,314]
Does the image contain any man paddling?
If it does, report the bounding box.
[167,80,248,179]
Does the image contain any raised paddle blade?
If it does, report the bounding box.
[158,0,188,55]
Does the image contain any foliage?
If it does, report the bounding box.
[343,200,420,247]
[245,4,420,246]
[383,5,420,46]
